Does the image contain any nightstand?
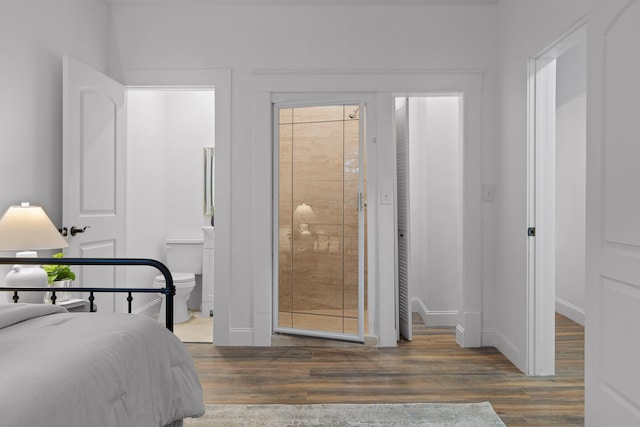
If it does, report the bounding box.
[58,298,96,313]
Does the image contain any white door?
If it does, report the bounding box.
[586,1,640,425]
[62,56,126,314]
[395,97,412,341]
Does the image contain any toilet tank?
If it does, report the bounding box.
[165,239,203,274]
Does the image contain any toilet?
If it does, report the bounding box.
[154,239,203,324]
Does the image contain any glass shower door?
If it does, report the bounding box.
[274,102,366,343]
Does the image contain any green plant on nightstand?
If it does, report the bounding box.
[42,253,76,303]
[43,252,76,284]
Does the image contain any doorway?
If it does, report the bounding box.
[126,88,215,343]
[273,101,367,343]
[63,59,230,344]
[395,95,464,342]
[527,22,586,375]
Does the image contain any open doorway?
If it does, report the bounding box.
[126,88,215,343]
[527,22,586,375]
[395,95,463,342]
[62,58,229,345]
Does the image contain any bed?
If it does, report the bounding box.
[0,258,205,427]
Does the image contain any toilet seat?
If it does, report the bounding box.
[153,272,195,287]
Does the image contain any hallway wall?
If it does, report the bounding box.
[555,41,587,325]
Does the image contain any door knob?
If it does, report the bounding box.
[70,225,90,236]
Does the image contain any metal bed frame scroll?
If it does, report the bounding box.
[0,257,175,331]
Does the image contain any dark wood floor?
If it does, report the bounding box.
[186,313,584,426]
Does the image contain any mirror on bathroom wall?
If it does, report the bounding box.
[204,147,215,216]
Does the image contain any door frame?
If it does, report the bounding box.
[120,68,231,345]
[394,94,466,340]
[220,69,484,347]
[124,85,216,319]
[386,83,483,348]
[526,19,587,375]
[271,97,368,343]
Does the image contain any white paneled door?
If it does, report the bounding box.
[586,0,640,424]
[62,56,126,314]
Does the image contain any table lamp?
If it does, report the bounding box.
[0,202,68,303]
[293,203,315,236]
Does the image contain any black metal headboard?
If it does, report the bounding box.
[0,257,175,331]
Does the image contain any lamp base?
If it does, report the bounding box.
[300,223,311,236]
[5,264,48,304]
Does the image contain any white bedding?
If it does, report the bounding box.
[0,303,205,427]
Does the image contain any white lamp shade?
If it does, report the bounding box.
[0,203,68,251]
[293,203,316,224]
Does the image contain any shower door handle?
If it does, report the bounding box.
[357,192,365,212]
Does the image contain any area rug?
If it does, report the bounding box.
[183,402,506,426]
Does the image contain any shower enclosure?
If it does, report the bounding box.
[273,101,367,342]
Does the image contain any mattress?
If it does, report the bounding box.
[0,303,205,427]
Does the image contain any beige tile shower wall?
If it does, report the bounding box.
[292,119,344,314]
[278,105,366,332]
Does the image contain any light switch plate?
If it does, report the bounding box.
[380,188,392,205]
[482,184,495,202]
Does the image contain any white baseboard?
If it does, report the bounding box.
[412,297,458,327]
[482,327,524,372]
[458,311,482,347]
[229,328,254,345]
[555,297,585,326]
[456,324,466,346]
[253,311,272,346]
[133,298,161,318]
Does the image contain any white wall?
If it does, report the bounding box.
[109,2,497,346]
[491,0,588,370]
[125,90,166,303]
[555,41,586,325]
[409,97,461,326]
[0,0,108,224]
[126,90,214,312]
[164,90,215,239]
[0,0,108,279]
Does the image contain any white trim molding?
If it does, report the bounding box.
[555,298,585,326]
[250,70,484,349]
[526,18,586,376]
[133,297,161,318]
[412,297,458,327]
[119,67,232,346]
[482,327,521,366]
[229,328,255,346]
[457,310,482,347]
